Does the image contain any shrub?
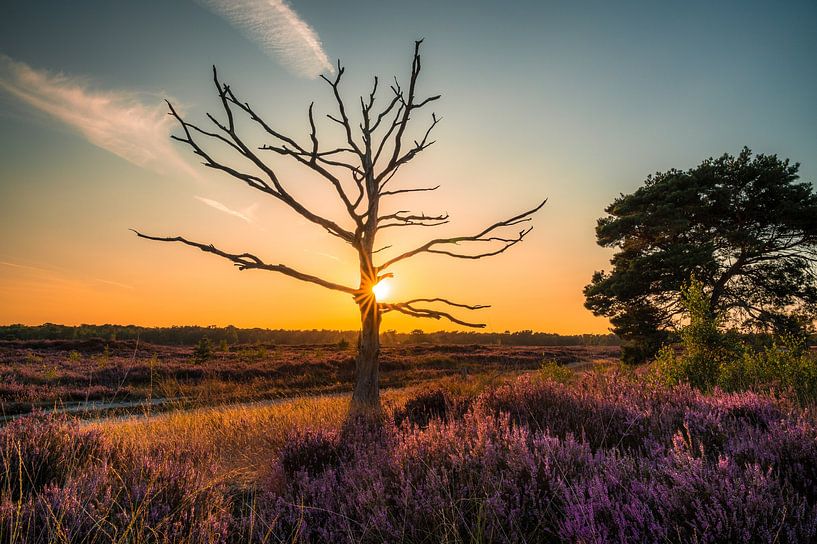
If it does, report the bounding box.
[652,278,742,390]
[279,428,349,479]
[193,337,213,363]
[648,279,817,401]
[0,421,231,543]
[393,387,468,428]
[479,374,650,451]
[0,413,108,501]
[719,336,817,403]
[537,359,574,383]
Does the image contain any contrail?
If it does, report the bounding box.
[194,195,253,223]
[196,0,334,78]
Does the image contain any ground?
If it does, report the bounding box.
[0,340,618,417]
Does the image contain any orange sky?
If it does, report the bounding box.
[0,149,615,334]
[5,2,811,334]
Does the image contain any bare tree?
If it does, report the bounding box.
[133,40,545,411]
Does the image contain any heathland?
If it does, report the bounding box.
[2,325,817,542]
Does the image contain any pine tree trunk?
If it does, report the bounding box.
[351,300,381,411]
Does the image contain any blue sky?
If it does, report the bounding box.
[0,0,815,332]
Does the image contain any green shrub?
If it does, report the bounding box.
[537,359,574,384]
[194,337,213,363]
[652,278,740,390]
[719,336,817,403]
[652,279,817,403]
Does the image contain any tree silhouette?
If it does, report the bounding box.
[585,148,817,363]
[134,41,545,410]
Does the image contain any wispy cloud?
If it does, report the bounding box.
[1,259,133,290]
[303,249,341,261]
[194,195,253,222]
[0,55,194,177]
[196,0,334,78]
[93,278,134,290]
[0,260,53,273]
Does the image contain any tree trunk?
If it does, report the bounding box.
[351,300,381,411]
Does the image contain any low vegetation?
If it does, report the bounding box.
[0,342,616,416]
[0,324,619,347]
[651,279,817,403]
[3,368,817,542]
[2,313,815,542]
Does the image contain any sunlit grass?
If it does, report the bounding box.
[91,387,427,482]
[90,372,523,483]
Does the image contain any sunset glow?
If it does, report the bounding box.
[372,279,391,302]
[1,2,815,335]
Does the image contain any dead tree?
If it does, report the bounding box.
[134,40,545,411]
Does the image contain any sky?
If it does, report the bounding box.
[0,0,815,334]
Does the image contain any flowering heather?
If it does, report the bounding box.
[2,372,817,542]
[262,374,817,542]
[1,414,230,543]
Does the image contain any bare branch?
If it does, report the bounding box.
[400,298,490,310]
[377,112,440,191]
[374,40,442,183]
[166,68,358,241]
[320,63,363,157]
[130,230,356,295]
[381,185,440,197]
[219,77,365,217]
[379,300,487,328]
[377,210,450,230]
[377,199,547,270]
[166,100,272,193]
[370,85,402,134]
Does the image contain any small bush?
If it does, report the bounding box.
[651,280,817,402]
[393,387,471,428]
[537,359,574,383]
[279,428,349,479]
[193,337,213,363]
[719,337,817,403]
[480,374,650,451]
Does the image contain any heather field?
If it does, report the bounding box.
[0,340,617,417]
[3,369,817,543]
[3,1,816,541]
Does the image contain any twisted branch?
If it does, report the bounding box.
[131,230,356,294]
[379,297,489,328]
[378,199,547,270]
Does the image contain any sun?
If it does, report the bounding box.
[372,279,391,301]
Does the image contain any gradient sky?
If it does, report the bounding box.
[1,0,815,334]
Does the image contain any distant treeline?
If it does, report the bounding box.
[0,324,619,347]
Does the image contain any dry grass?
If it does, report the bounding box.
[91,386,430,483]
[88,370,532,485]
